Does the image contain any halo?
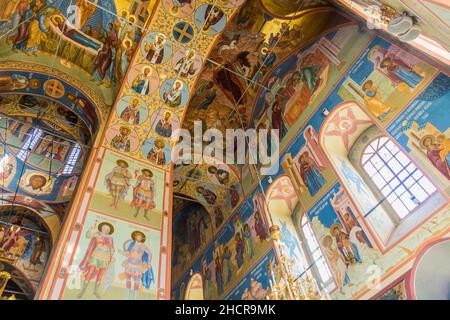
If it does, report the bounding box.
[143,66,152,75]
[142,168,153,177]
[156,34,166,44]
[154,138,165,148]
[330,223,341,235]
[186,49,196,58]
[174,79,183,88]
[119,126,131,134]
[131,230,146,242]
[163,110,172,119]
[419,134,435,149]
[116,159,129,168]
[98,222,114,235]
[131,98,141,106]
[122,38,133,48]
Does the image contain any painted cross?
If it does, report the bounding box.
[173,22,195,44]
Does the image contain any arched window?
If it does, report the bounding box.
[62,144,81,175]
[17,128,42,161]
[300,216,333,286]
[361,137,436,219]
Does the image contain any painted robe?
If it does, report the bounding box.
[131,175,156,210]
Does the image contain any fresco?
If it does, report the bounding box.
[0,0,154,105]
[335,39,438,124]
[0,114,82,212]
[306,183,377,294]
[90,149,165,229]
[183,1,352,134]
[0,71,101,133]
[373,278,407,300]
[61,210,161,300]
[172,189,273,300]
[386,73,450,192]
[37,0,248,299]
[225,249,277,300]
[172,202,214,276]
[265,176,307,277]
[173,161,242,215]
[0,208,51,290]
[252,27,369,148]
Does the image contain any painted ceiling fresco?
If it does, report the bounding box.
[0,0,156,108]
[183,0,351,133]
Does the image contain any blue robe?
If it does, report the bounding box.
[301,164,326,196]
[127,241,154,289]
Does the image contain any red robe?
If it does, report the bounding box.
[79,233,114,280]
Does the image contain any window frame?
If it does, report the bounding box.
[360,136,437,220]
[298,215,335,292]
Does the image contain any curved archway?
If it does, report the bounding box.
[318,101,445,248]
[0,263,36,299]
[184,273,204,300]
[0,205,52,293]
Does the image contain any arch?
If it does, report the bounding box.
[0,260,36,299]
[318,101,445,248]
[265,176,306,275]
[184,273,204,300]
[258,0,332,19]
[408,237,450,300]
[0,204,57,242]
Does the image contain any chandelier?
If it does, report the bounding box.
[266,225,330,300]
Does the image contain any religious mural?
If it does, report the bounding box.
[0,208,51,289]
[373,278,407,300]
[225,249,277,300]
[61,210,160,300]
[172,189,272,300]
[90,149,165,229]
[386,73,450,192]
[0,0,446,301]
[0,0,154,105]
[35,0,249,300]
[306,183,378,294]
[240,29,449,300]
[173,161,242,215]
[183,0,352,134]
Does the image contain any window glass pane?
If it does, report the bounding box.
[381,185,392,197]
[386,193,396,203]
[379,166,394,182]
[361,154,371,164]
[394,185,406,197]
[409,184,428,202]
[406,163,416,173]
[389,177,400,189]
[404,177,415,188]
[418,177,437,195]
[400,192,418,211]
[385,140,399,153]
[372,173,386,189]
[370,139,379,150]
[361,137,437,219]
[394,152,409,164]
[397,169,409,182]
[412,170,423,180]
[387,158,402,174]
[363,162,377,177]
[378,146,393,161]
[371,155,384,169]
